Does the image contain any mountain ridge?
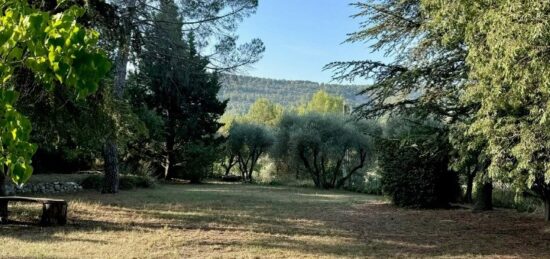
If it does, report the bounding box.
[219,74,367,114]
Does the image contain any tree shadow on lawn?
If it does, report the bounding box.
[1,184,550,257]
[0,212,368,258]
[329,202,550,257]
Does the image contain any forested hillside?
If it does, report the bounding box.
[220,74,367,113]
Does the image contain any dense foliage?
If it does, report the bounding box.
[419,0,550,218]
[227,123,274,182]
[0,0,110,191]
[273,114,374,189]
[325,0,495,211]
[129,0,227,182]
[240,98,283,127]
[378,117,459,208]
[325,0,468,120]
[98,0,264,192]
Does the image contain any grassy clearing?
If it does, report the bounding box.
[1,183,549,258]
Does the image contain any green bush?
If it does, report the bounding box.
[167,143,221,184]
[379,118,460,208]
[119,176,138,190]
[80,174,103,190]
[80,174,156,190]
[132,175,156,188]
[491,185,541,213]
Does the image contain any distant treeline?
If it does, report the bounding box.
[219,74,367,114]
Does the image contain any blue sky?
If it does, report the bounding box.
[235,0,386,84]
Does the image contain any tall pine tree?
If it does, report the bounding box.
[137,0,226,181]
[103,0,263,192]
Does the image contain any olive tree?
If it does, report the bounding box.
[227,123,274,182]
[273,114,375,189]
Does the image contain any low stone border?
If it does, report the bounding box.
[6,182,83,195]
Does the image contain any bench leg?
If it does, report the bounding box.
[41,203,68,226]
[0,201,7,224]
[57,204,68,225]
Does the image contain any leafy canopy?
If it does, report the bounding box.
[273,113,374,189]
[0,0,110,184]
[423,0,550,194]
[227,122,274,181]
[296,90,346,115]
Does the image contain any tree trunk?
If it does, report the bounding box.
[0,174,7,222]
[247,154,259,182]
[223,156,235,176]
[544,199,550,222]
[114,43,129,99]
[101,34,127,194]
[248,162,255,182]
[0,173,8,197]
[465,173,474,204]
[224,164,232,176]
[102,141,120,193]
[102,0,137,194]
[299,152,320,187]
[473,182,493,211]
[238,156,247,181]
[165,122,177,180]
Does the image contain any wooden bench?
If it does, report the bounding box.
[0,196,68,226]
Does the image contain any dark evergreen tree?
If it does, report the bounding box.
[102,0,263,192]
[137,0,226,181]
[325,0,492,209]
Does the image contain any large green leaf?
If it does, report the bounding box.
[0,0,110,184]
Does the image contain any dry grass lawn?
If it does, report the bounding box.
[1,183,549,258]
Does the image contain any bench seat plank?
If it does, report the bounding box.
[0,196,68,226]
[0,196,66,204]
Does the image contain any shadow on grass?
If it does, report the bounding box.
[1,183,550,257]
[330,202,550,257]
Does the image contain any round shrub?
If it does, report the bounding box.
[379,139,459,208]
[132,175,156,188]
[118,176,138,190]
[80,174,103,190]
[378,118,460,208]
[170,143,219,183]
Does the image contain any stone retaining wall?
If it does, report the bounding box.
[6,182,83,195]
